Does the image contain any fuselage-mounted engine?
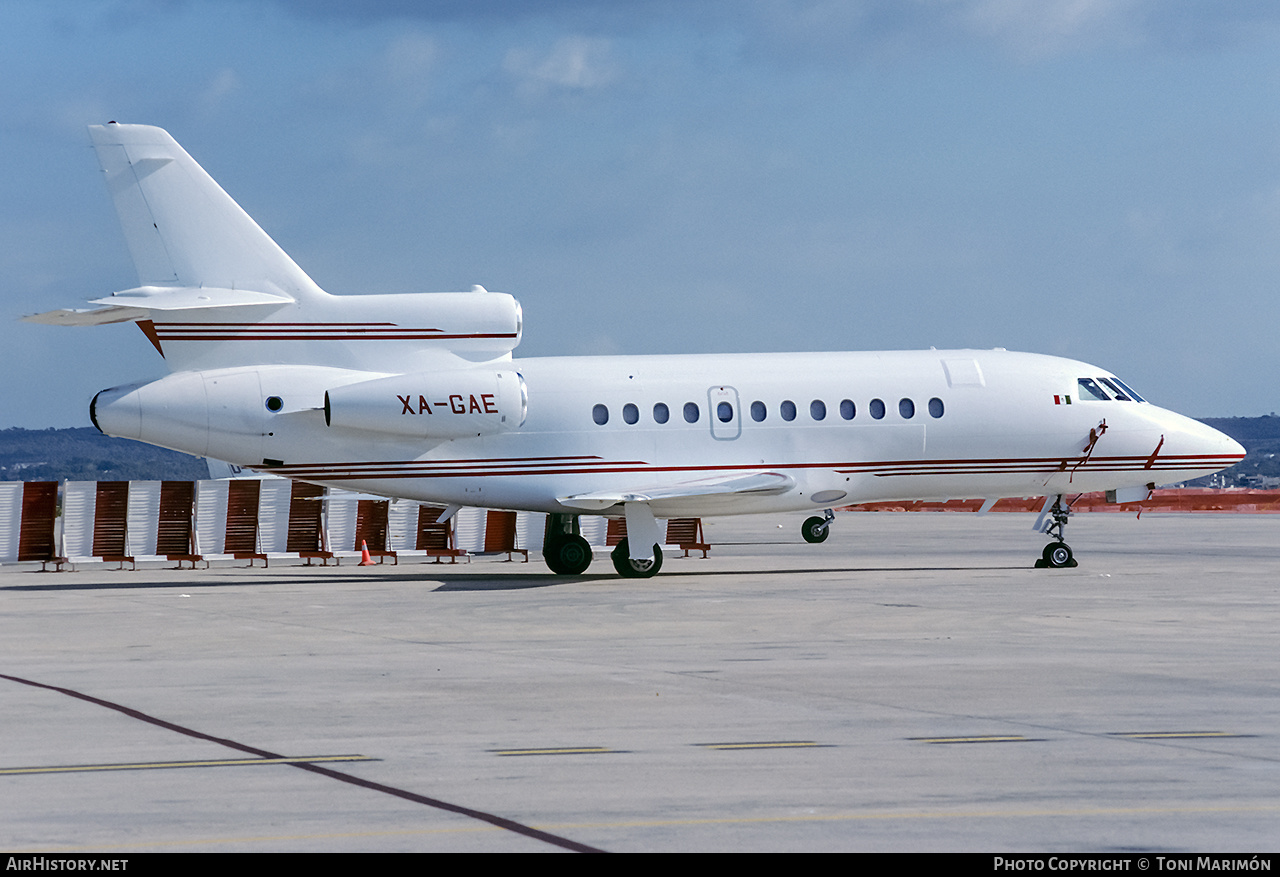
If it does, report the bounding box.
[324,368,528,439]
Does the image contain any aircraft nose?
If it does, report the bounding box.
[1221,431,1246,461]
[1189,418,1244,460]
[1159,411,1244,481]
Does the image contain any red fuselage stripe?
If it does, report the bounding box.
[262,453,1242,481]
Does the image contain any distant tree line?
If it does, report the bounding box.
[0,427,207,483]
[1196,415,1280,485]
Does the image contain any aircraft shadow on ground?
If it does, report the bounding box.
[1,564,1027,593]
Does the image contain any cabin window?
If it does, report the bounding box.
[623,403,639,424]
[683,402,700,423]
[653,402,669,423]
[265,396,283,413]
[750,400,767,422]
[810,400,826,421]
[928,397,944,418]
[717,401,733,423]
[780,400,797,422]
[869,398,885,420]
[840,399,855,420]
[592,404,609,425]
[899,398,915,419]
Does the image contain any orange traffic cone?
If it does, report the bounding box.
[359,540,375,566]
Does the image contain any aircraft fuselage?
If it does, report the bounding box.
[90,348,1242,520]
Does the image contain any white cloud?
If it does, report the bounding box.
[384,31,439,86]
[201,67,240,109]
[731,0,1280,66]
[504,36,617,94]
[955,0,1144,57]
[380,31,439,112]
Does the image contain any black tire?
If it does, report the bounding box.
[611,538,663,578]
[544,535,593,575]
[802,515,830,544]
[1044,542,1073,569]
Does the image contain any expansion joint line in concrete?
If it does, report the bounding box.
[0,672,605,854]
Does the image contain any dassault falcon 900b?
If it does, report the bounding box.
[28,123,1244,577]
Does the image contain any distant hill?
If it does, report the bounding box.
[0,417,1275,487]
[1195,415,1280,485]
[0,427,207,482]
[1198,414,1280,443]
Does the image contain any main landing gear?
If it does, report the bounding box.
[1035,495,1078,569]
[802,509,835,544]
[611,538,663,578]
[543,513,592,575]
[542,513,666,577]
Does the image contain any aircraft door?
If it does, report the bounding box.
[708,386,741,440]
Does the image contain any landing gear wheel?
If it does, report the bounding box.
[544,535,593,575]
[1042,542,1075,569]
[1035,495,1079,568]
[801,516,830,544]
[610,538,663,578]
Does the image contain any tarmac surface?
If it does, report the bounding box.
[1,512,1277,853]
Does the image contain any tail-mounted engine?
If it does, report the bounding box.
[324,369,527,439]
[90,365,529,468]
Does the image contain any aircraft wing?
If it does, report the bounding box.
[558,471,795,512]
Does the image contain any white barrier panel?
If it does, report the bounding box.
[453,507,486,553]
[516,512,545,553]
[580,515,607,548]
[257,479,293,555]
[326,488,360,553]
[127,481,161,559]
[195,479,229,555]
[61,481,98,561]
[0,483,21,562]
[387,499,417,553]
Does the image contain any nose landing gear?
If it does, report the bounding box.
[1035,495,1078,568]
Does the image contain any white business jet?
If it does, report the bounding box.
[28,124,1244,576]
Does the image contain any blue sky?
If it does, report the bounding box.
[5,0,1280,427]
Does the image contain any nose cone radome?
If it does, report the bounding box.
[1158,410,1245,481]
[1221,431,1246,462]
[1186,417,1244,463]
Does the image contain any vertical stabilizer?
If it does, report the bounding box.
[88,123,327,301]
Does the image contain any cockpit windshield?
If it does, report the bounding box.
[1097,378,1130,401]
[1109,377,1145,402]
[1078,378,1110,401]
[1077,376,1147,402]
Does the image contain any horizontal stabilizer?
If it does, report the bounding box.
[559,471,795,511]
[23,306,149,327]
[25,286,292,326]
